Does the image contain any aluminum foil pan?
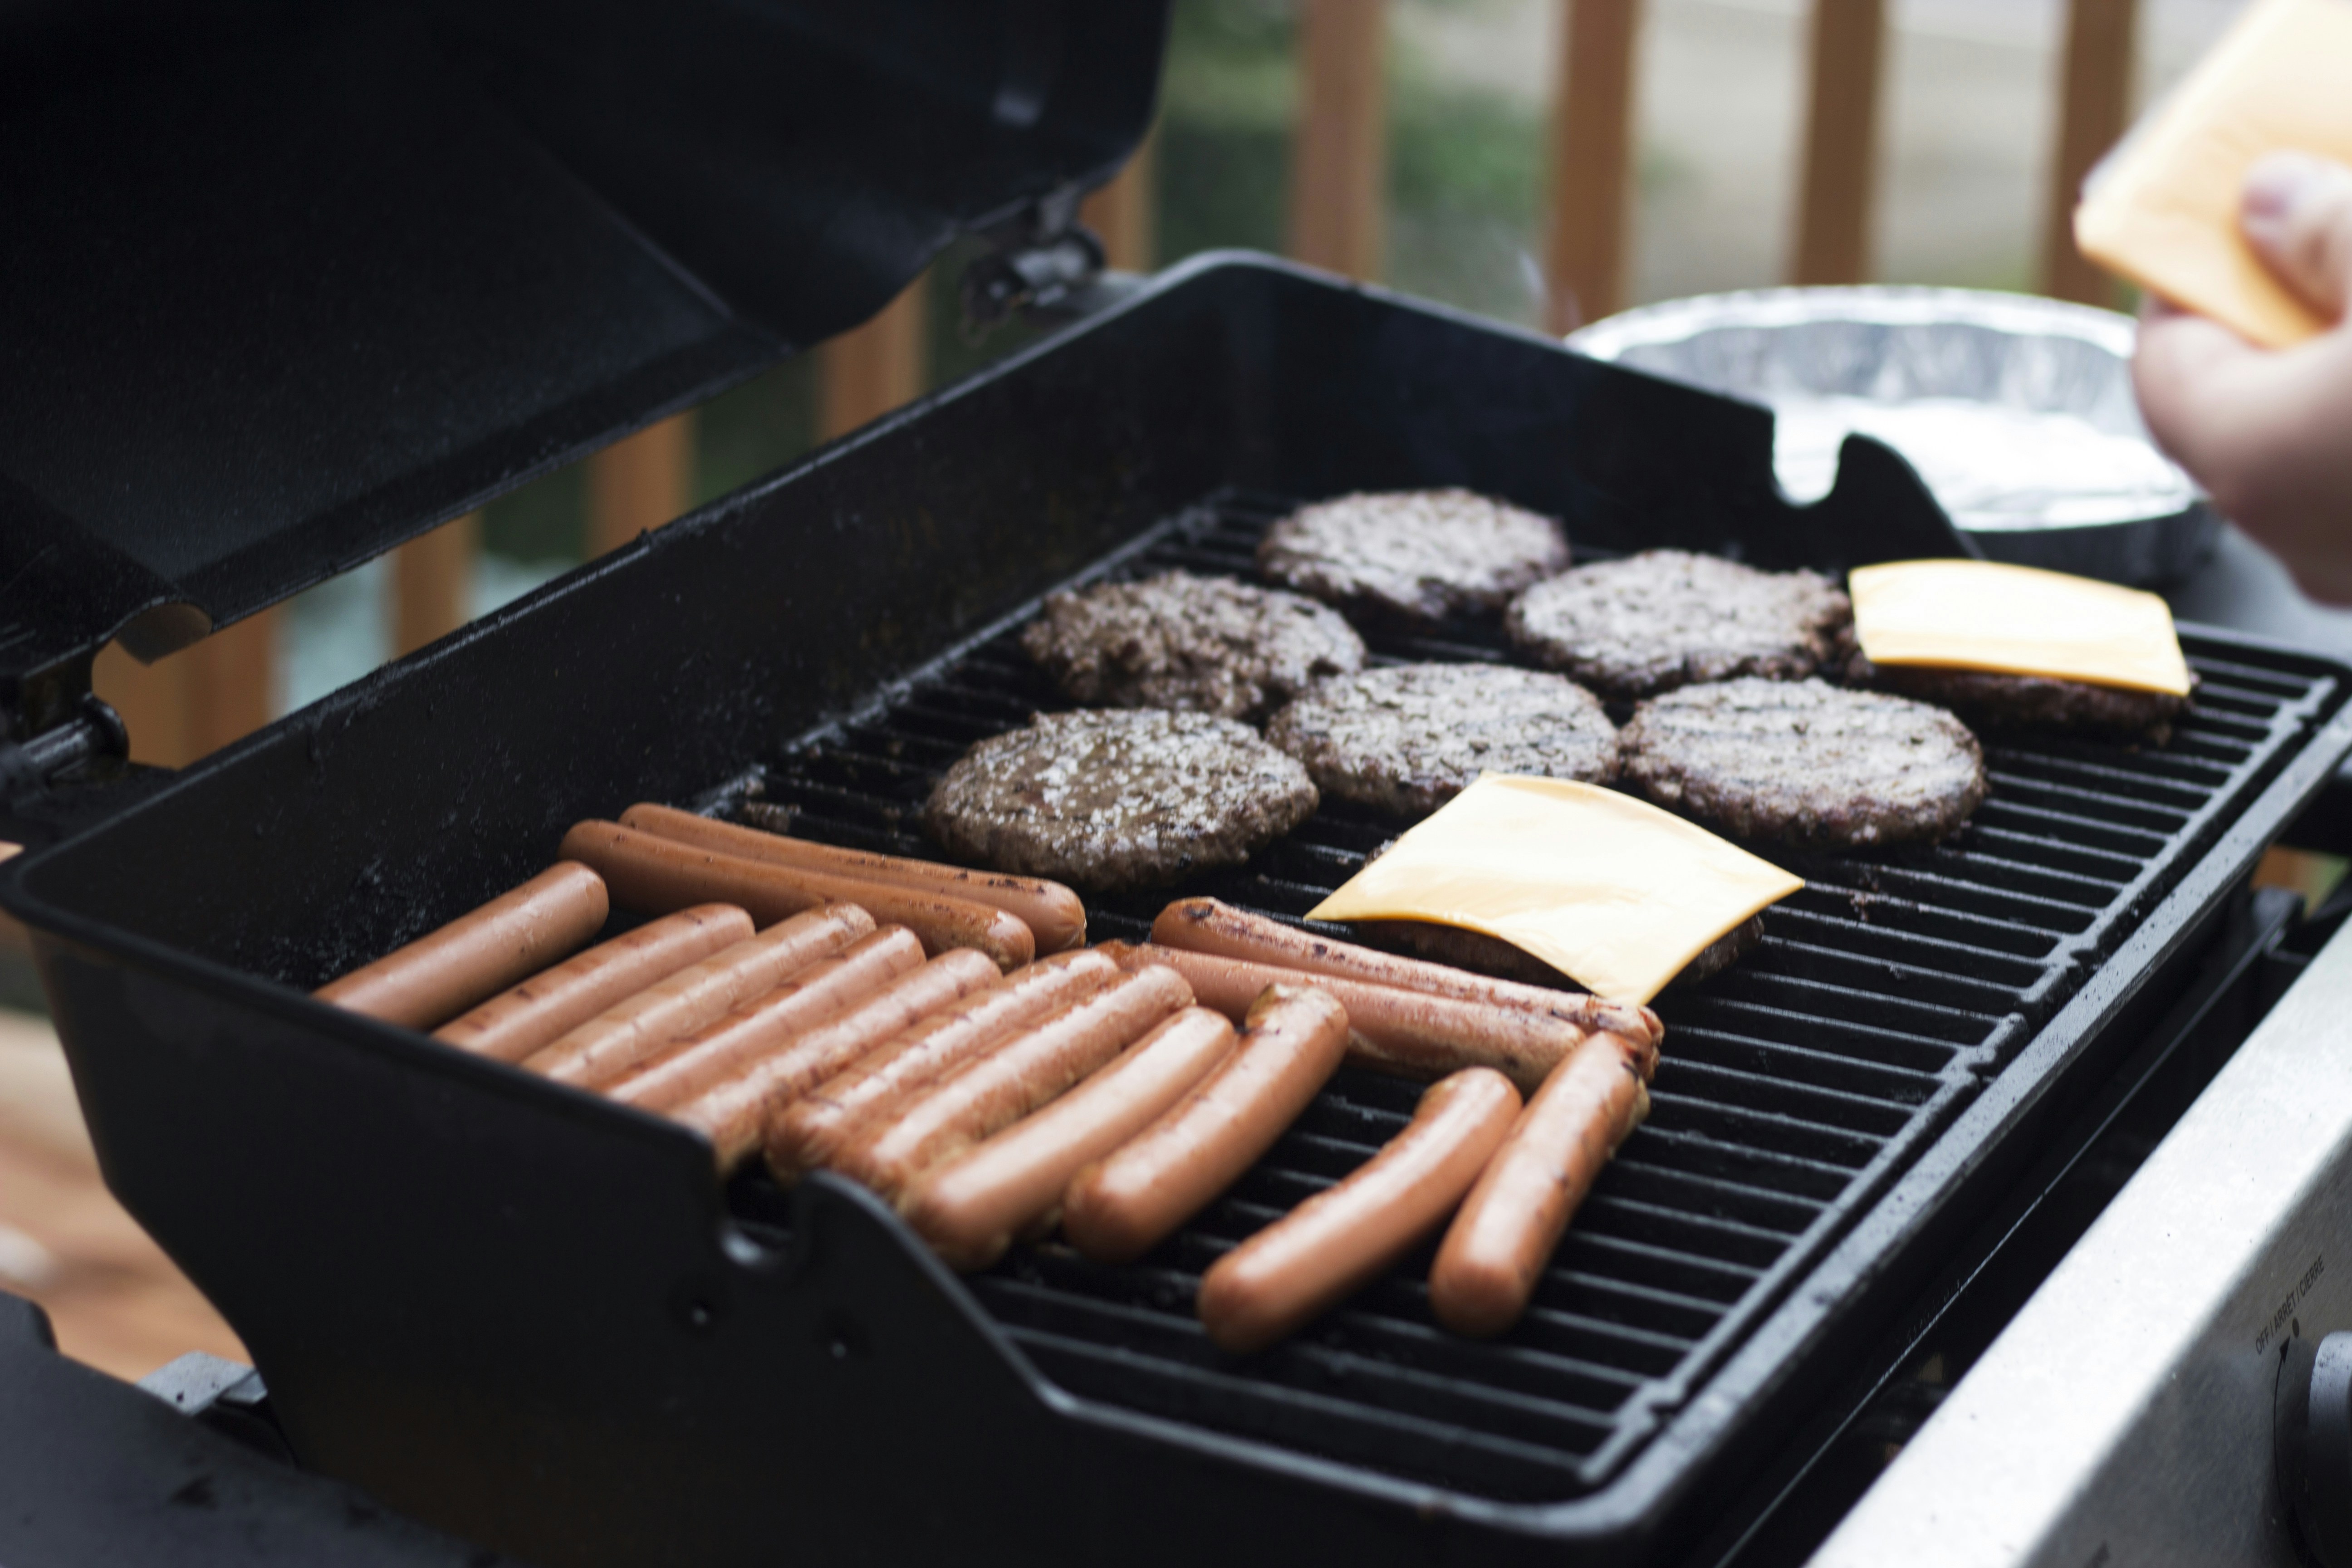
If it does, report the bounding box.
[1568,286,2219,587]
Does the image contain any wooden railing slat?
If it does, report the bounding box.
[391,512,480,657]
[819,279,929,442]
[1546,0,1645,333]
[2043,0,2139,305]
[1287,0,1388,280]
[1082,125,1159,272]
[587,412,697,557]
[1792,0,1887,286]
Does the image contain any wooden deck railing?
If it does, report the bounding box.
[117,0,2141,768]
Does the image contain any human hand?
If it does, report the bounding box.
[2133,151,2352,604]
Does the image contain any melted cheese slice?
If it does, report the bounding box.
[2074,0,2352,349]
[1305,775,1803,1005]
[1851,559,2192,696]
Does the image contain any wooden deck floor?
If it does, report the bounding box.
[0,1006,247,1379]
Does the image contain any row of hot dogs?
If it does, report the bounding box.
[314,806,1662,1347]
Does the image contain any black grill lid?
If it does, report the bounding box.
[0,0,1167,705]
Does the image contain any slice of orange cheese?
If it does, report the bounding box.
[2074,0,2352,349]
[1850,559,2192,697]
[1305,775,1803,1005]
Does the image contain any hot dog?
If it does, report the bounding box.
[901,1006,1237,1271]
[827,964,1194,1202]
[764,949,1118,1181]
[1197,1067,1521,1354]
[604,927,930,1112]
[522,904,877,1087]
[433,904,752,1063]
[1101,941,1585,1095]
[1062,983,1349,1265]
[1429,1031,1654,1338]
[315,862,609,1029]
[560,820,1034,971]
[1151,898,1660,1048]
[621,803,1087,953]
[671,949,1004,1170]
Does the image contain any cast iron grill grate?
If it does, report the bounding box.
[724,488,2334,1500]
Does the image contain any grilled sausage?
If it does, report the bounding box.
[1151,897,1660,1048]
[764,949,1118,1181]
[605,927,929,1112]
[1102,942,1586,1095]
[672,950,1004,1170]
[901,1006,1237,1271]
[827,964,1194,1202]
[621,803,1087,953]
[433,904,752,1063]
[523,904,877,1087]
[1430,1032,1654,1337]
[560,820,1034,971]
[1062,983,1350,1265]
[315,862,609,1029]
[1198,1067,1521,1354]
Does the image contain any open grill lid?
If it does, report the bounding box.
[0,0,1167,730]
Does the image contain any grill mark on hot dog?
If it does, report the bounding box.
[605,927,929,1112]
[1102,941,1588,1095]
[827,964,1194,1202]
[1150,897,1661,1047]
[902,1005,1237,1272]
[765,949,1119,1181]
[560,820,1034,971]
[671,949,1004,1170]
[1430,1031,1654,1338]
[1062,983,1350,1266]
[433,904,751,1063]
[315,862,609,1030]
[522,904,875,1087]
[1197,1066,1521,1354]
[622,802,1088,953]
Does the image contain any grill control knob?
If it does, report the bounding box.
[2277,1333,2352,1566]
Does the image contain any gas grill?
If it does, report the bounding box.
[6,6,2352,1567]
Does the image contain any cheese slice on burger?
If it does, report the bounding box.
[1307,774,1803,1005]
[1849,559,2192,696]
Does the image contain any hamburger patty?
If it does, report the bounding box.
[1845,653,2191,743]
[1359,914,1764,992]
[923,708,1320,892]
[1507,550,1852,699]
[1019,570,1366,723]
[1263,662,1619,817]
[1620,677,1986,848]
[1256,489,1571,625]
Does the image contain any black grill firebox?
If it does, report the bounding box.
[724,485,2344,1505]
[8,258,2352,1568]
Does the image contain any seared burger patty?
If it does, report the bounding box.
[1360,914,1765,992]
[1019,570,1366,723]
[1507,550,1852,700]
[1846,653,2191,744]
[1620,677,1986,848]
[1264,662,1618,817]
[924,709,1319,892]
[1256,489,1571,626]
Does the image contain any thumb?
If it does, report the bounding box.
[2240,150,2352,323]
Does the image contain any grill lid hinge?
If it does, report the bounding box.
[959,184,1110,337]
